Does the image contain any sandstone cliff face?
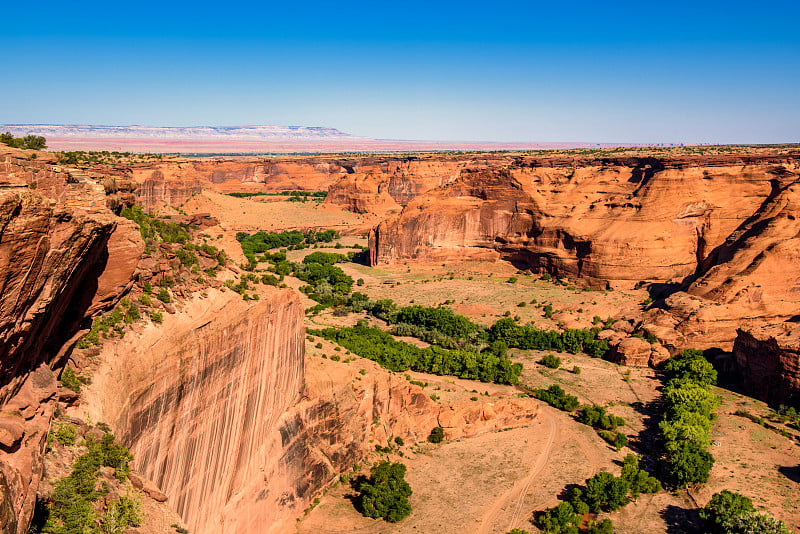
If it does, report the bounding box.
[0,146,142,533]
[731,326,800,406]
[78,286,538,534]
[370,157,798,292]
[128,155,492,212]
[641,167,800,351]
[80,289,305,534]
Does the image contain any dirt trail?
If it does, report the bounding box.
[476,413,558,534]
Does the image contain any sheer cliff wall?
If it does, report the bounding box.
[81,289,306,533]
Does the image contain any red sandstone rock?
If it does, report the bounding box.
[612,337,653,367]
[732,325,800,406]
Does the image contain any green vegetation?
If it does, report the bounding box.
[658,349,720,488]
[539,354,561,369]
[30,433,138,534]
[54,424,78,446]
[120,205,191,244]
[56,150,163,165]
[356,461,412,522]
[701,490,790,534]
[427,426,444,443]
[59,367,82,394]
[533,384,579,412]
[489,318,611,358]
[577,404,625,431]
[236,228,337,264]
[156,289,171,303]
[311,325,521,384]
[0,131,47,150]
[227,190,327,199]
[536,454,658,533]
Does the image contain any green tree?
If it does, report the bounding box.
[583,471,630,512]
[428,426,444,443]
[587,518,614,534]
[357,461,412,522]
[664,441,714,487]
[23,134,47,150]
[700,490,755,533]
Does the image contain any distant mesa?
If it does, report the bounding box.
[0,124,692,154]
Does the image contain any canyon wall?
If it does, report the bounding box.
[126,154,503,211]
[0,146,141,532]
[79,287,538,534]
[81,289,305,534]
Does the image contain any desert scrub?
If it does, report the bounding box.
[539,354,561,369]
[156,288,171,303]
[54,423,78,446]
[59,367,82,394]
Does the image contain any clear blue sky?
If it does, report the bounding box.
[2,0,798,143]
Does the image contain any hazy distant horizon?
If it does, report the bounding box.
[0,123,754,147]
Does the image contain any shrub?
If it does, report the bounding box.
[150,311,163,324]
[535,501,580,533]
[60,367,82,394]
[394,436,404,446]
[540,354,561,369]
[54,423,78,446]
[156,289,171,303]
[428,426,444,443]
[576,404,625,431]
[138,294,152,307]
[357,461,412,522]
[700,490,791,534]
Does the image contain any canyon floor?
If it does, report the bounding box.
[173,190,800,533]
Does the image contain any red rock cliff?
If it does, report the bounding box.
[0,146,142,533]
[370,157,799,292]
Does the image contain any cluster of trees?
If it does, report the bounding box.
[30,433,140,534]
[294,252,353,306]
[120,205,192,244]
[578,404,628,450]
[536,454,661,533]
[701,490,791,534]
[533,384,580,411]
[489,318,611,358]
[228,190,327,199]
[236,229,338,263]
[311,324,522,384]
[356,461,412,522]
[658,348,720,487]
[0,131,46,150]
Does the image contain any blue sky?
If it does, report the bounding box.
[2,0,798,143]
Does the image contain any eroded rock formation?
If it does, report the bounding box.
[0,146,142,532]
[371,157,799,287]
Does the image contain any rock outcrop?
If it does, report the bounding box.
[0,146,142,533]
[731,325,800,406]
